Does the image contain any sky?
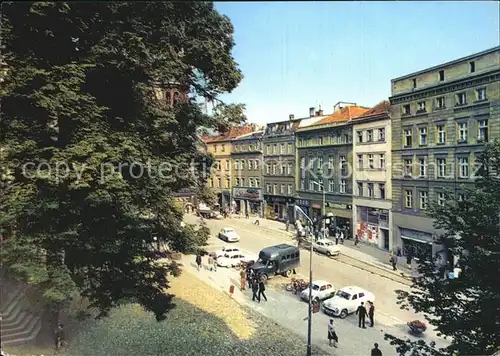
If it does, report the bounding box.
[214,1,500,125]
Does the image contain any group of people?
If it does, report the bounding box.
[195,253,217,272]
[240,267,267,302]
[356,301,376,328]
[327,318,383,355]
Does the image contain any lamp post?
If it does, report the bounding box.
[312,170,326,236]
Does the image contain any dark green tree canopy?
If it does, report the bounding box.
[386,139,500,355]
[0,1,243,321]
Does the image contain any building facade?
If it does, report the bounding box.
[295,103,369,234]
[351,101,393,250]
[231,131,265,216]
[390,46,500,260]
[204,125,256,208]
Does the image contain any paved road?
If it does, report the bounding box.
[184,214,447,348]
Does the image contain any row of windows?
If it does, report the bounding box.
[298,133,351,147]
[209,177,231,189]
[211,144,226,153]
[266,184,293,195]
[265,162,294,176]
[214,160,230,170]
[357,182,386,199]
[299,155,347,170]
[299,179,348,193]
[357,153,386,170]
[403,189,465,210]
[409,61,476,90]
[266,143,294,155]
[233,159,260,170]
[233,142,262,152]
[402,119,489,148]
[356,127,386,143]
[235,177,260,188]
[401,87,487,116]
[401,156,477,179]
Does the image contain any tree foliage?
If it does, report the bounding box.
[0,1,243,321]
[385,139,500,355]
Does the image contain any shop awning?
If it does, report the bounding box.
[401,235,433,245]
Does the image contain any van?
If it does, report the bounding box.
[249,244,300,281]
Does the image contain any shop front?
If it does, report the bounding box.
[325,203,353,237]
[294,199,310,223]
[356,206,390,249]
[232,187,263,216]
[311,202,322,222]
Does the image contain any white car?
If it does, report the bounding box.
[218,228,240,242]
[211,246,241,260]
[313,239,340,257]
[300,280,335,302]
[217,252,252,268]
[322,286,375,319]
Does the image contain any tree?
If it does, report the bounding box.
[385,139,500,355]
[0,1,243,321]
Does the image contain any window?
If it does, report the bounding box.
[254,178,260,187]
[300,179,305,190]
[225,178,230,187]
[339,156,346,173]
[368,154,374,169]
[240,178,245,186]
[280,184,285,194]
[357,155,363,169]
[288,143,293,153]
[357,131,363,143]
[458,122,468,142]
[367,130,373,142]
[342,134,349,144]
[318,136,323,145]
[469,61,475,73]
[404,159,413,176]
[436,96,445,109]
[367,183,374,198]
[357,182,363,196]
[273,144,277,154]
[379,154,386,169]
[265,164,270,174]
[266,184,271,193]
[299,139,304,147]
[459,157,469,178]
[278,144,283,154]
[340,180,347,193]
[272,163,277,175]
[456,92,467,106]
[225,160,230,170]
[300,157,305,169]
[402,104,411,115]
[378,128,385,142]
[476,88,487,101]
[328,179,334,192]
[254,160,259,170]
[236,178,240,186]
[412,78,417,88]
[379,184,386,199]
[328,155,334,169]
[478,120,488,141]
[439,70,444,81]
[217,178,221,187]
[287,162,293,175]
[420,191,428,210]
[318,180,324,191]
[248,160,253,170]
[436,124,446,144]
[418,157,427,177]
[437,158,446,178]
[287,184,292,195]
[234,160,239,170]
[309,180,314,191]
[405,190,413,208]
[221,144,225,152]
[417,101,426,112]
[419,127,428,145]
[404,128,413,147]
[279,164,285,175]
[317,156,323,169]
[437,192,446,206]
[248,178,254,187]
[266,145,271,154]
[214,145,217,153]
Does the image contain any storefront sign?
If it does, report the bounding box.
[400,228,433,243]
[265,196,286,203]
[328,203,352,210]
[296,199,310,207]
[312,203,321,209]
[232,188,263,201]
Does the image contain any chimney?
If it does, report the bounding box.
[318,104,323,116]
[309,107,315,117]
[289,114,295,120]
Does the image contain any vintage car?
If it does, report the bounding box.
[299,280,335,302]
[322,286,375,319]
[218,228,240,242]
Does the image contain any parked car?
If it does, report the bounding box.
[217,252,253,268]
[211,246,241,260]
[322,286,375,319]
[218,228,240,242]
[300,280,335,302]
[313,239,340,257]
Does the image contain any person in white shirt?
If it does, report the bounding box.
[327,318,338,347]
[340,231,345,244]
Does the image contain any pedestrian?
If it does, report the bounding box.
[258,277,267,302]
[54,323,66,351]
[245,211,249,219]
[371,342,383,356]
[356,302,367,328]
[327,318,338,348]
[390,254,397,271]
[195,254,202,271]
[247,269,254,288]
[406,248,412,269]
[335,231,340,245]
[340,231,345,244]
[286,220,289,231]
[251,279,259,302]
[368,301,375,327]
[212,257,217,272]
[240,268,246,291]
[354,234,359,246]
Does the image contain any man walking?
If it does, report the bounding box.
[251,279,259,302]
[390,253,398,271]
[258,278,267,302]
[240,269,246,291]
[371,342,383,356]
[195,254,202,271]
[368,301,375,327]
[356,302,367,328]
[54,323,66,352]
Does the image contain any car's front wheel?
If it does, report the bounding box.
[326,251,332,257]
[339,309,348,319]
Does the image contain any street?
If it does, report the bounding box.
[183,214,448,354]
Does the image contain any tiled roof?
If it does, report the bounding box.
[313,106,370,126]
[203,125,255,143]
[232,131,264,141]
[353,100,390,120]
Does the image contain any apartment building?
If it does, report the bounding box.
[262,107,325,222]
[352,101,393,250]
[390,46,500,260]
[203,125,256,208]
[231,131,264,215]
[295,103,369,234]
